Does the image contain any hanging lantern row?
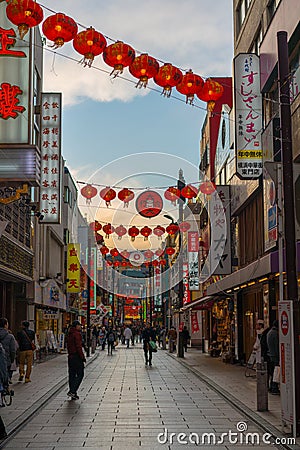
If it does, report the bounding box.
[80,183,211,206]
[90,221,191,240]
[5,1,224,105]
[100,247,175,264]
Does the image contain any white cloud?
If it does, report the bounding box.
[41,0,233,105]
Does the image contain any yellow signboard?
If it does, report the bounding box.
[67,244,81,293]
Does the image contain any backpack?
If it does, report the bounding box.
[108,332,114,342]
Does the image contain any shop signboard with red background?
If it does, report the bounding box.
[188,231,199,291]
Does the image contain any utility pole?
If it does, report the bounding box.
[277,31,300,435]
[177,168,185,358]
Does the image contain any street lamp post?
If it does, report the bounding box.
[86,226,91,357]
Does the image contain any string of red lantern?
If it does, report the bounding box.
[5,0,224,107]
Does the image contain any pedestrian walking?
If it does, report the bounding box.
[253,319,265,364]
[167,326,177,353]
[0,318,16,383]
[182,326,191,352]
[123,326,132,348]
[99,326,106,351]
[66,320,86,400]
[142,323,156,366]
[159,326,167,350]
[106,327,115,355]
[17,320,35,383]
[267,320,280,395]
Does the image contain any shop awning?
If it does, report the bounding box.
[181,296,217,311]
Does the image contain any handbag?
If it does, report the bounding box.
[23,331,36,351]
[273,365,280,383]
[149,340,157,352]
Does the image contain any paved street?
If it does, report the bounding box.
[0,346,292,450]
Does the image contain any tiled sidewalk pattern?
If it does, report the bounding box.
[2,347,282,449]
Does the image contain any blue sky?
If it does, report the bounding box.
[40,0,233,186]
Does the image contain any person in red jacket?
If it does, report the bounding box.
[66,320,86,400]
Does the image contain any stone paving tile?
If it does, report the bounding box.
[3,347,284,450]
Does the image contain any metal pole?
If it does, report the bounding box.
[277,31,300,435]
[86,227,91,357]
[277,164,284,303]
[150,265,153,326]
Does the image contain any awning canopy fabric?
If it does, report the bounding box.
[181,295,217,311]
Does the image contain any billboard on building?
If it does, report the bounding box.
[234,53,262,179]
[67,244,81,293]
[40,93,62,223]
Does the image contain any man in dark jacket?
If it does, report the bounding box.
[267,320,280,394]
[0,318,16,379]
[182,326,191,352]
[67,320,86,400]
[17,321,35,383]
[142,323,156,366]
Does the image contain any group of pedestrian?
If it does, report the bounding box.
[254,319,280,395]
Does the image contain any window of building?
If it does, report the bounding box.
[64,186,72,205]
[236,0,252,35]
[250,26,263,55]
[267,0,280,26]
[64,228,70,245]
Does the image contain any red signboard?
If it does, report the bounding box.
[188,231,199,252]
[136,190,163,218]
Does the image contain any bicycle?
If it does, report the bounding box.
[0,386,14,407]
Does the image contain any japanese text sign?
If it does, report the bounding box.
[67,244,81,293]
[208,186,231,275]
[188,231,199,291]
[191,312,200,334]
[40,93,62,223]
[234,53,262,179]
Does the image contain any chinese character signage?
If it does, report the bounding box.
[234,53,262,179]
[188,231,199,291]
[183,262,191,304]
[87,247,97,309]
[40,93,62,223]
[67,244,81,293]
[191,312,200,334]
[0,7,30,143]
[209,186,231,275]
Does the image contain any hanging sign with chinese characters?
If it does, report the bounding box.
[0,5,29,144]
[188,231,199,291]
[208,186,231,275]
[67,244,81,293]
[234,53,262,179]
[40,93,62,223]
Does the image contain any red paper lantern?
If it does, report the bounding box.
[103,41,135,77]
[115,225,127,240]
[90,220,102,232]
[144,261,151,268]
[160,258,167,266]
[118,188,134,207]
[179,221,191,232]
[100,245,109,255]
[197,78,224,111]
[121,260,128,267]
[166,223,179,236]
[81,184,97,204]
[73,27,106,67]
[166,247,175,256]
[100,187,116,207]
[129,53,159,88]
[164,186,181,206]
[152,259,159,267]
[113,260,121,267]
[128,226,139,241]
[155,249,164,257]
[42,13,78,48]
[153,225,165,239]
[199,181,216,195]
[181,184,198,199]
[154,63,183,97]
[110,248,119,257]
[106,260,113,266]
[6,0,44,39]
[103,223,114,238]
[176,69,204,104]
[144,249,154,259]
[140,226,152,240]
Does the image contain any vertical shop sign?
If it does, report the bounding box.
[182,262,190,304]
[188,231,199,291]
[154,266,162,309]
[0,5,29,143]
[234,53,262,179]
[67,244,80,293]
[209,186,231,275]
[278,301,296,430]
[87,247,97,309]
[40,93,62,223]
[191,312,200,333]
